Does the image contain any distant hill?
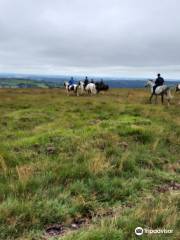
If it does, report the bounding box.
[0,78,61,89]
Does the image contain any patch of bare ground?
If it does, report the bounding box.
[42,206,130,239]
[155,181,180,193]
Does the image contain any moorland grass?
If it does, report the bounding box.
[0,88,179,240]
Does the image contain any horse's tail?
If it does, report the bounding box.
[165,87,173,99]
[75,85,79,96]
[93,84,97,94]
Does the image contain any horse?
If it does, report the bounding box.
[64,81,78,96]
[145,79,172,105]
[78,81,86,95]
[86,83,97,95]
[95,81,109,93]
[78,81,97,95]
[176,84,180,92]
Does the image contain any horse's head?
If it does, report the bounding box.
[64,82,68,88]
[145,79,155,88]
[78,81,84,87]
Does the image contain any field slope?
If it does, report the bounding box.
[0,88,179,240]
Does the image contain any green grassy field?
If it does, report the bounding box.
[0,88,179,240]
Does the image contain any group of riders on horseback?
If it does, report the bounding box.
[64,74,179,105]
[68,76,95,90]
[64,76,109,95]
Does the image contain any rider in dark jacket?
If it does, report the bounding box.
[153,74,164,94]
[84,76,89,87]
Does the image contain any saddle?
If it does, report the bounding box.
[154,85,168,95]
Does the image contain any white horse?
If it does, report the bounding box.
[78,81,97,95]
[145,80,173,105]
[64,81,78,96]
[176,84,180,92]
[78,81,86,95]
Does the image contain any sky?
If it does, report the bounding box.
[0,0,180,79]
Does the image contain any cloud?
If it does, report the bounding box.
[0,0,180,78]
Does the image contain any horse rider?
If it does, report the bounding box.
[68,77,74,89]
[84,76,89,87]
[153,73,164,94]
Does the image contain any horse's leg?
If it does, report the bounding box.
[90,88,93,96]
[167,93,170,106]
[166,95,170,106]
[149,93,153,103]
[92,88,95,95]
[155,95,158,104]
[81,88,83,95]
[161,94,164,104]
[76,88,79,96]
[168,99,170,106]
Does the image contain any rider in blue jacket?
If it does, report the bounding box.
[69,77,74,86]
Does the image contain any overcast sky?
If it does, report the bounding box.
[0,0,180,78]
